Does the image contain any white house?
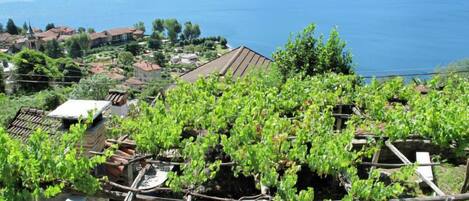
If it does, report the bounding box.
[133,61,162,82]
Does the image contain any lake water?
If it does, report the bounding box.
[1,0,469,76]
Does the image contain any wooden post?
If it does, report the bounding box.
[124,164,151,201]
[462,158,469,193]
[336,105,343,130]
[369,146,381,175]
[384,141,446,196]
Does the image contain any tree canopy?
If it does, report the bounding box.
[133,21,145,33]
[44,39,63,58]
[69,74,116,100]
[152,18,165,33]
[45,23,55,31]
[12,49,61,92]
[273,24,353,80]
[182,21,201,40]
[164,19,182,43]
[65,33,90,58]
[6,19,18,35]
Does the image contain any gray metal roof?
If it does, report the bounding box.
[180,46,272,83]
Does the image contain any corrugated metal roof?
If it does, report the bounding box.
[179,46,272,83]
[7,107,62,142]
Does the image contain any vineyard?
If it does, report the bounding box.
[106,68,468,200]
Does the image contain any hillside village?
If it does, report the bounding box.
[0,18,468,201]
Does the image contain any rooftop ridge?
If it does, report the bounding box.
[219,45,245,75]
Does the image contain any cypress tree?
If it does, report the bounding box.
[6,19,18,35]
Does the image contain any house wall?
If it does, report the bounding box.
[134,68,161,82]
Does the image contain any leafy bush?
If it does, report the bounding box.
[69,74,116,100]
[273,24,353,80]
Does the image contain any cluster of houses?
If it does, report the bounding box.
[0,25,144,53]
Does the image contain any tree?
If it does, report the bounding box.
[152,18,165,33]
[124,41,141,56]
[44,39,63,58]
[13,49,61,92]
[67,39,83,58]
[45,23,55,31]
[273,24,353,80]
[118,51,134,66]
[55,58,82,83]
[6,19,18,35]
[134,21,145,32]
[0,23,4,33]
[182,21,201,40]
[220,37,228,48]
[152,51,166,66]
[87,28,95,33]
[77,27,86,33]
[65,33,90,58]
[164,19,181,43]
[70,74,116,100]
[22,22,28,34]
[148,32,162,50]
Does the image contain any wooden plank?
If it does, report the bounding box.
[369,147,381,174]
[416,152,433,182]
[389,193,469,201]
[462,159,469,193]
[124,164,151,201]
[385,141,445,196]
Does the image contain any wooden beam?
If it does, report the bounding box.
[389,193,469,201]
[369,146,381,174]
[462,158,469,193]
[360,162,440,168]
[384,141,445,196]
[124,164,151,201]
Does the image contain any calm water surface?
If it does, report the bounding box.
[1,0,469,76]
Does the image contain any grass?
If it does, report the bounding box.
[434,163,466,194]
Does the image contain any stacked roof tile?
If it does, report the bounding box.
[106,90,128,106]
[180,46,272,83]
[7,107,62,142]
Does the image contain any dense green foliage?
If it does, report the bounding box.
[13,49,61,92]
[436,58,469,79]
[65,33,90,58]
[164,19,182,43]
[0,121,111,200]
[182,21,201,40]
[273,24,353,80]
[133,21,145,32]
[54,58,83,83]
[124,41,141,56]
[117,51,134,66]
[44,39,63,58]
[0,88,71,126]
[6,19,18,35]
[45,23,55,31]
[111,67,468,200]
[152,19,165,33]
[69,74,116,100]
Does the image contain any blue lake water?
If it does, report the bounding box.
[1,0,469,76]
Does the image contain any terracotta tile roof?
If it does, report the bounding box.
[125,77,145,86]
[106,72,126,81]
[0,33,24,48]
[180,46,272,83]
[49,26,75,35]
[90,32,107,40]
[35,30,59,39]
[7,107,62,143]
[105,27,136,36]
[106,90,128,106]
[90,63,106,74]
[133,61,161,72]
